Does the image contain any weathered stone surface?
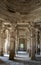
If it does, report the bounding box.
[0,0,41,62]
[0,0,41,23]
[6,0,41,14]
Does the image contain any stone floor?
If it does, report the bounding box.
[0,56,41,65]
[0,52,41,65]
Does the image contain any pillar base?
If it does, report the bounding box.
[0,50,3,56]
[9,50,15,60]
[29,49,31,57]
[31,55,35,60]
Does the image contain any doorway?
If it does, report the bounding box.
[18,38,26,51]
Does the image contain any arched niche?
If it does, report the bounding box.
[1,22,12,57]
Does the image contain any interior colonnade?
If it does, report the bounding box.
[0,20,40,60]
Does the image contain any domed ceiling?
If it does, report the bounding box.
[0,0,41,24]
[6,0,41,14]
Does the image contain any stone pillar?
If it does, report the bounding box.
[9,41,15,60]
[30,22,36,60]
[0,24,4,56]
[1,28,6,56]
[9,28,15,60]
[37,31,40,55]
[35,29,38,55]
[29,31,31,57]
[15,29,18,54]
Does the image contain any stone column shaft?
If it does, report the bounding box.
[9,28,15,60]
[31,27,36,60]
